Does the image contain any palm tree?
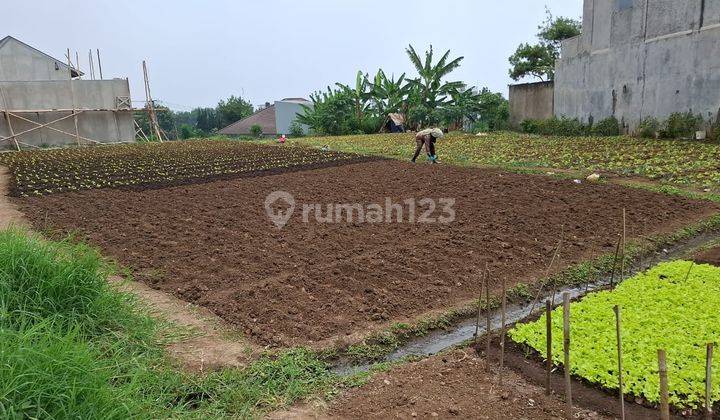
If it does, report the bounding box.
[405,45,466,112]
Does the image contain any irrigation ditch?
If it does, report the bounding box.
[330,223,720,377]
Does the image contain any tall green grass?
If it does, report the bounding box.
[0,229,340,418]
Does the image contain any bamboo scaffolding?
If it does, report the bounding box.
[0,87,20,151]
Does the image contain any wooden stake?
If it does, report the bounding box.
[485,264,491,370]
[658,349,670,420]
[610,235,621,288]
[499,276,507,385]
[563,292,572,419]
[473,269,485,344]
[621,208,626,280]
[529,225,564,316]
[545,299,552,396]
[707,343,714,420]
[684,261,695,282]
[614,305,625,420]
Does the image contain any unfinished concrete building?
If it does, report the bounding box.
[554,0,720,131]
[0,36,134,150]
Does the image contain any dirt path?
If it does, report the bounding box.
[0,166,256,372]
[110,275,258,372]
[0,167,26,229]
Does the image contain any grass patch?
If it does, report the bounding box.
[0,229,343,418]
[510,261,720,410]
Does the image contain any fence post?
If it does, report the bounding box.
[563,292,572,419]
[614,305,625,420]
[546,299,552,396]
[499,276,507,385]
[658,349,670,420]
[485,264,491,371]
[707,343,714,420]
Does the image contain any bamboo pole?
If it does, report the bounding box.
[684,261,695,282]
[545,299,552,396]
[67,49,81,146]
[485,264,491,370]
[658,349,670,420]
[614,305,625,420]
[563,292,572,419]
[97,49,103,80]
[142,60,164,142]
[707,343,714,420]
[499,276,507,385]
[621,208,626,280]
[610,235,621,288]
[473,269,485,344]
[0,87,20,151]
[4,111,101,144]
[529,225,564,316]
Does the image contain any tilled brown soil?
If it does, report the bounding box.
[693,245,720,266]
[329,349,608,419]
[18,160,719,347]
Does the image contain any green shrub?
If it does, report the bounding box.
[659,112,702,139]
[521,117,588,137]
[637,117,660,139]
[179,124,199,140]
[520,119,542,134]
[289,121,305,138]
[250,124,263,137]
[510,261,720,409]
[591,116,620,136]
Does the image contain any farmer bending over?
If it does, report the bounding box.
[411,128,444,163]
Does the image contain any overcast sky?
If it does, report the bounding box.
[5,0,582,111]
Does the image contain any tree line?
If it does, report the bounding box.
[134,95,254,140]
[296,45,510,136]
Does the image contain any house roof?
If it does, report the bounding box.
[279,98,310,104]
[218,105,277,136]
[0,36,83,78]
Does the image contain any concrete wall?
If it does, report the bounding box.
[0,79,134,149]
[0,37,71,81]
[555,0,720,131]
[508,81,555,127]
[274,100,311,135]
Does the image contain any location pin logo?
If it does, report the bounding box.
[264,191,295,229]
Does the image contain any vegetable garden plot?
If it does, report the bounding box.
[296,132,720,189]
[0,140,371,197]
[18,160,719,348]
[510,260,720,409]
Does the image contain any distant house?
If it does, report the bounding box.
[218,98,311,136]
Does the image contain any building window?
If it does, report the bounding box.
[617,0,634,10]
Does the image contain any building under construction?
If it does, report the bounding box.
[0,36,134,150]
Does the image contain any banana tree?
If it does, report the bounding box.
[405,44,466,115]
[336,70,372,124]
[369,69,409,117]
